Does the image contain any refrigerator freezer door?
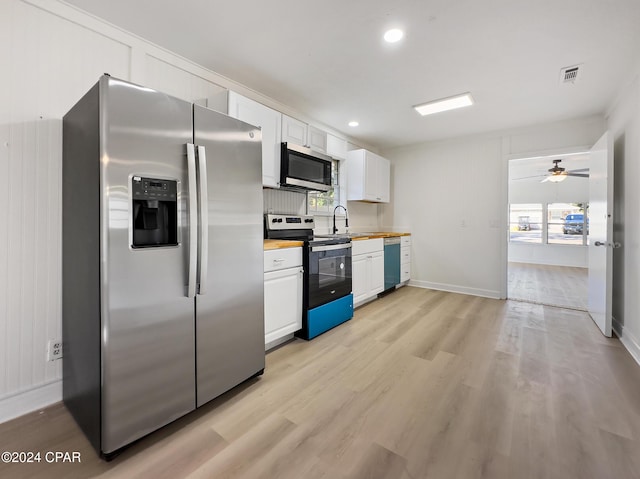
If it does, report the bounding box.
[101,77,196,453]
[193,105,265,407]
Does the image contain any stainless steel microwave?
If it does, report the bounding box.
[280,142,332,191]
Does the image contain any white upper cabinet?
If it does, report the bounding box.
[282,115,327,154]
[347,149,390,203]
[227,92,282,188]
[326,134,348,160]
[307,125,327,153]
[282,115,307,146]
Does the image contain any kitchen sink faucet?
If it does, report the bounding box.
[333,205,349,234]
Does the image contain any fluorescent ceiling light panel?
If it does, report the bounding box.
[413,93,474,116]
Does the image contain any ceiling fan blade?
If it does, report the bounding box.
[568,168,589,173]
[540,177,551,183]
[566,173,589,178]
[512,174,547,180]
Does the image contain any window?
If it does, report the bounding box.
[548,203,588,245]
[509,204,543,243]
[308,159,340,214]
[510,202,588,245]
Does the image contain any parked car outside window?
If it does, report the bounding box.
[517,216,531,231]
[563,214,588,235]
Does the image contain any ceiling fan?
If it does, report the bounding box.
[515,159,590,183]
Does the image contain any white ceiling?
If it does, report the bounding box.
[64,0,640,149]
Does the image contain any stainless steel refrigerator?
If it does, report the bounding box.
[62,75,265,458]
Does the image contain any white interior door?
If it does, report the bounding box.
[587,131,614,337]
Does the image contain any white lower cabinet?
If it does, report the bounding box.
[264,248,303,349]
[400,235,411,283]
[352,238,384,307]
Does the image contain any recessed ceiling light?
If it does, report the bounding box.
[413,92,474,116]
[348,121,359,127]
[384,29,404,43]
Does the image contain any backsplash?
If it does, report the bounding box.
[262,189,381,234]
[313,201,381,235]
[263,188,306,215]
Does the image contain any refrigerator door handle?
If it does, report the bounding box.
[197,145,209,295]
[186,143,198,298]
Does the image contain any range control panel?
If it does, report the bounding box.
[132,176,177,200]
[265,214,315,231]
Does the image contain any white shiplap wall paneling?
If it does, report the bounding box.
[263,188,307,215]
[0,125,9,398]
[0,120,62,398]
[6,1,131,124]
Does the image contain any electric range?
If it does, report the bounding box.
[264,214,354,339]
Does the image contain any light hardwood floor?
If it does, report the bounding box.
[508,262,588,311]
[1,286,640,478]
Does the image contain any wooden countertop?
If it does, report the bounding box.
[264,239,304,250]
[264,233,409,249]
[350,232,411,241]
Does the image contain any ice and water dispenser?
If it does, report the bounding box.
[131,176,178,248]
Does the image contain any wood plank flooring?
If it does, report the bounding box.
[508,262,588,310]
[1,286,639,478]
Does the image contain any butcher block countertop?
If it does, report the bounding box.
[350,232,411,241]
[264,233,409,249]
[264,239,304,250]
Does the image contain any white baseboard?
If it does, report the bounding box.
[508,258,588,268]
[0,380,62,424]
[613,317,640,367]
[408,280,501,300]
[265,334,294,351]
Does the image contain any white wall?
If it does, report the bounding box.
[508,243,587,267]
[608,69,640,364]
[381,115,605,299]
[0,0,378,422]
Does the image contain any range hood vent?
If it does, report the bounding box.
[560,64,582,84]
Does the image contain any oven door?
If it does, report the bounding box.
[308,242,352,309]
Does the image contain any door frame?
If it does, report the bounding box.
[501,144,594,300]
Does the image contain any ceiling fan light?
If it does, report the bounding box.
[547,173,567,183]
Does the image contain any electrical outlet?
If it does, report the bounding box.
[47,339,63,362]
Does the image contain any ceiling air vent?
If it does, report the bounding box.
[560,64,583,84]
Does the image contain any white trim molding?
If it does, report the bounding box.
[408,280,502,300]
[0,380,62,424]
[613,317,640,367]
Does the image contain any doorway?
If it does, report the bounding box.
[507,152,590,310]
